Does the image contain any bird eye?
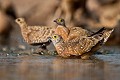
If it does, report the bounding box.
[58,19,62,22]
[53,35,57,39]
[54,36,57,38]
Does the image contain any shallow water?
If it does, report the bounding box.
[0,46,120,80]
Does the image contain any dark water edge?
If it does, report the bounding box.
[0,46,120,80]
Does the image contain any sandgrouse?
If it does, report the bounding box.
[54,18,92,41]
[15,18,55,52]
[49,27,114,59]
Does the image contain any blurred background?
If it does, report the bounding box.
[0,0,120,80]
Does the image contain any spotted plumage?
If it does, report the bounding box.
[54,18,92,41]
[50,28,114,59]
[15,18,55,50]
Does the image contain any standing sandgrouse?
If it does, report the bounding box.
[15,18,55,52]
[54,18,92,41]
[49,28,114,59]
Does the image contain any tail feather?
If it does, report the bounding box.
[89,27,106,37]
[92,28,114,44]
[102,28,114,43]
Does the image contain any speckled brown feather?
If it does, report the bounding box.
[55,26,91,41]
[55,25,69,41]
[67,27,91,41]
[15,18,55,45]
[54,18,91,41]
[54,36,99,58]
[51,28,114,58]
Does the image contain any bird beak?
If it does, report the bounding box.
[47,37,52,42]
[47,37,51,40]
[53,20,57,22]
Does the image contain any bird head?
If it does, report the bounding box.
[48,34,63,45]
[53,18,66,27]
[15,18,27,28]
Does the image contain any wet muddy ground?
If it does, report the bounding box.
[0,46,120,80]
